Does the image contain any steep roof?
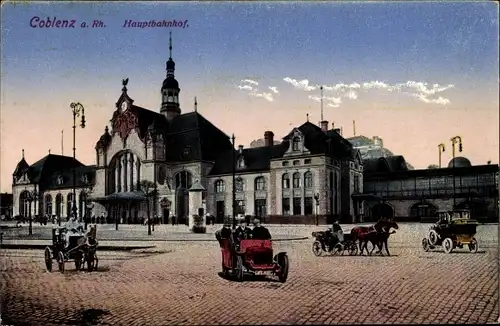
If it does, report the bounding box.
[26,154,86,190]
[13,158,30,177]
[165,111,233,162]
[209,143,288,176]
[45,165,96,190]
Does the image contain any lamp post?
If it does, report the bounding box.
[231,134,236,230]
[26,189,37,235]
[450,136,463,208]
[69,102,86,220]
[314,192,320,226]
[438,143,446,168]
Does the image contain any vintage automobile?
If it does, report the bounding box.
[44,225,98,273]
[312,230,358,256]
[216,232,289,283]
[422,209,479,254]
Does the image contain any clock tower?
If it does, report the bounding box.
[161,32,181,121]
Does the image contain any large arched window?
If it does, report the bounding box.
[304,171,313,188]
[55,193,63,217]
[175,170,193,189]
[215,180,225,193]
[292,137,301,151]
[255,176,266,191]
[235,177,245,192]
[45,194,52,216]
[109,151,141,193]
[293,172,301,188]
[282,174,290,189]
[19,191,29,216]
[67,193,74,217]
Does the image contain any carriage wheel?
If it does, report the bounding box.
[87,252,95,272]
[57,251,65,273]
[332,244,343,256]
[468,238,478,253]
[442,238,454,254]
[348,243,358,256]
[312,241,323,257]
[234,256,244,282]
[422,238,430,252]
[428,230,439,246]
[277,254,289,283]
[44,247,52,272]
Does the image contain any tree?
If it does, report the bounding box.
[427,164,439,169]
[140,180,155,236]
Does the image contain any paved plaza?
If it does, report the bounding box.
[0,224,498,325]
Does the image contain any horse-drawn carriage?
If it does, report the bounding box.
[422,209,479,254]
[44,225,98,273]
[311,230,358,256]
[216,232,289,283]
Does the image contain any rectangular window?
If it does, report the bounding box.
[293,197,301,215]
[255,199,267,217]
[354,175,360,192]
[235,200,245,215]
[282,198,290,215]
[304,197,313,215]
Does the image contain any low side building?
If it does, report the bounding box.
[362,156,499,222]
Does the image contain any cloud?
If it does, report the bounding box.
[241,79,259,86]
[237,79,276,102]
[268,86,279,94]
[323,82,361,92]
[283,77,318,91]
[252,92,274,102]
[238,85,253,91]
[308,95,342,107]
[412,93,451,105]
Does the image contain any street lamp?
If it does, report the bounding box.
[450,136,463,208]
[438,143,446,168]
[69,102,86,220]
[231,134,236,230]
[314,192,320,226]
[26,189,37,235]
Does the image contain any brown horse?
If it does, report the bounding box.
[351,218,399,255]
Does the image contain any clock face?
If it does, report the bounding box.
[121,102,128,111]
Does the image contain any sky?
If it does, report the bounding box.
[1,1,499,193]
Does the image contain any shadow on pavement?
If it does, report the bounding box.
[217,271,280,283]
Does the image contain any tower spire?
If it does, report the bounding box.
[169,31,172,59]
[306,113,309,122]
[320,86,324,122]
[194,97,198,112]
[22,149,24,159]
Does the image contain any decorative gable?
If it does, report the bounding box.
[285,128,309,156]
[237,156,246,169]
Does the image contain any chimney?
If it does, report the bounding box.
[320,120,328,132]
[333,128,341,134]
[238,145,243,154]
[332,122,335,130]
[264,131,274,147]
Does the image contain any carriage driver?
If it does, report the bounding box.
[63,215,85,249]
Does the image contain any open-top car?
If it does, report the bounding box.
[422,209,479,254]
[216,233,289,283]
[44,225,98,273]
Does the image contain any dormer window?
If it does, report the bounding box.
[57,176,64,185]
[81,174,89,184]
[237,157,245,169]
[292,137,301,151]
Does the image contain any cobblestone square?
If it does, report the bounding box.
[1,224,498,325]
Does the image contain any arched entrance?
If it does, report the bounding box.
[370,203,394,220]
[45,194,53,216]
[175,171,192,225]
[55,193,63,219]
[409,202,437,221]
